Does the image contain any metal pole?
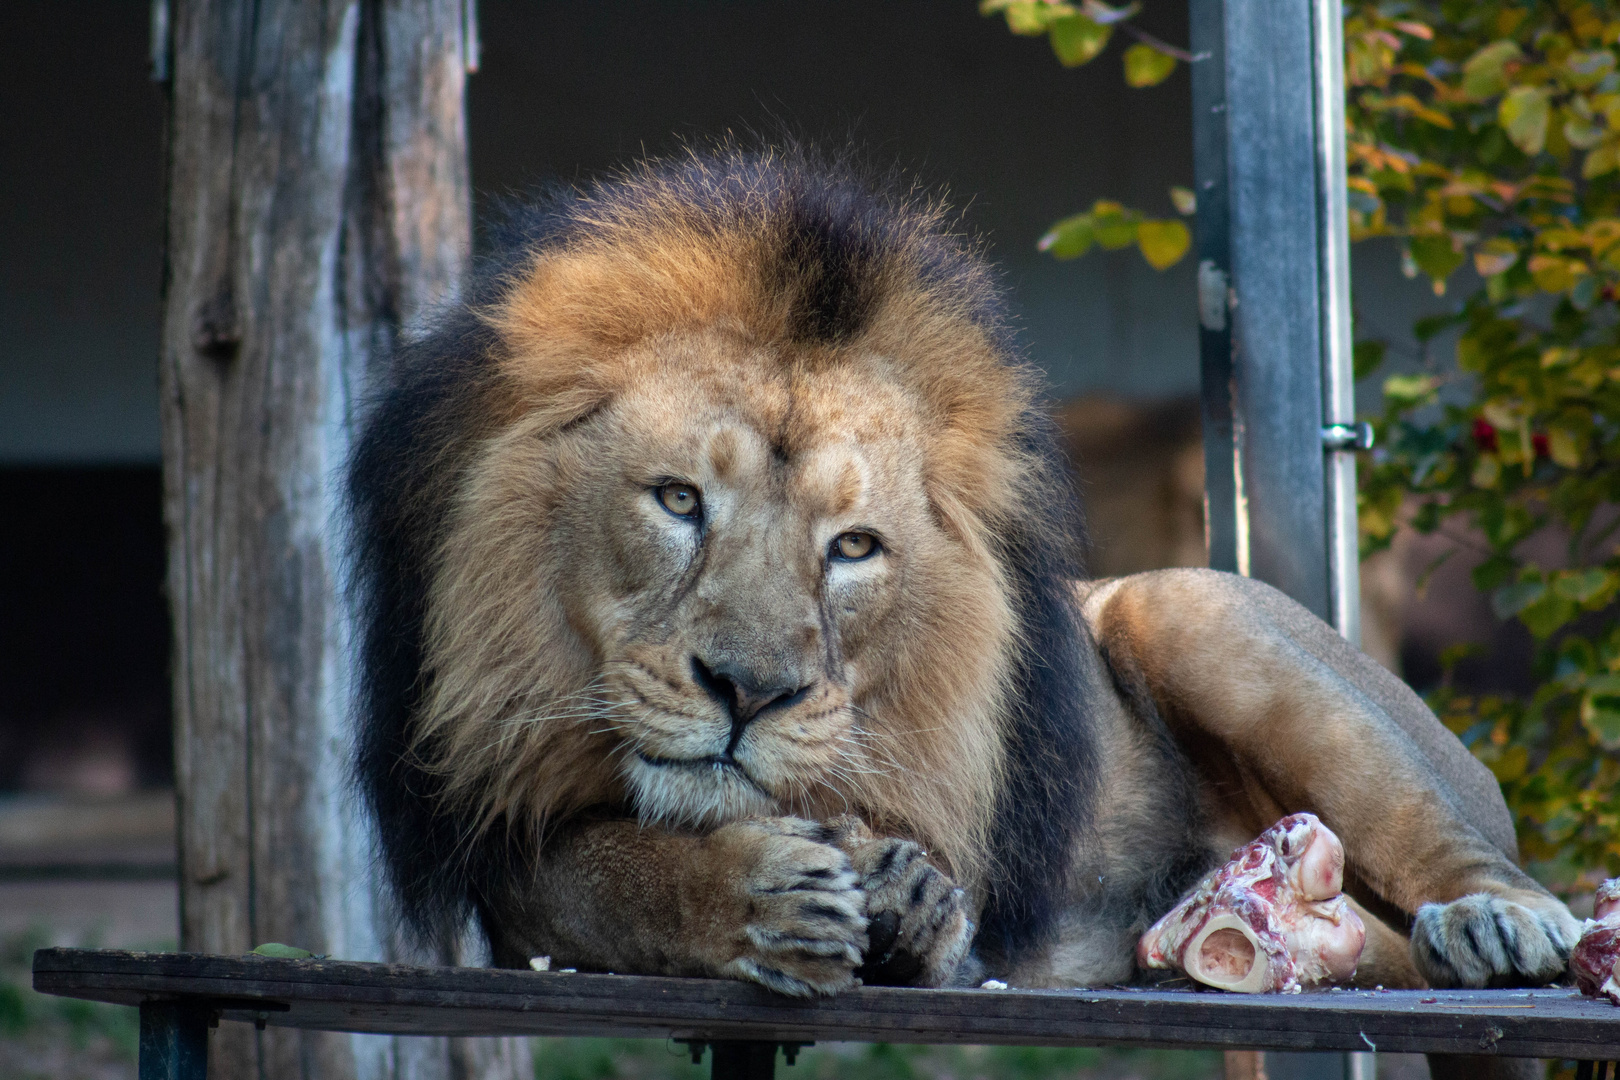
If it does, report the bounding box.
[1313,0,1362,647]
[1192,0,1340,625]
[1194,3,1363,1079]
[138,1000,209,1080]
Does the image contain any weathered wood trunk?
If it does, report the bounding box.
[158,1,525,1077]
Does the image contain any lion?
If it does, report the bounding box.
[348,147,1578,1003]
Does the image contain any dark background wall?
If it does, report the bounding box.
[0,1,1466,794]
[464,0,1200,401]
[0,0,1204,793]
[0,2,166,464]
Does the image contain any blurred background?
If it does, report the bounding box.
[0,2,1506,1077]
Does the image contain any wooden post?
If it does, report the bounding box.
[158,0,524,1076]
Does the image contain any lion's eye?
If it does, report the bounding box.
[833,532,878,561]
[656,482,702,517]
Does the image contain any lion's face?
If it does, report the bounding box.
[356,151,1098,950]
[525,329,1013,829]
[418,325,1018,872]
[410,174,1059,881]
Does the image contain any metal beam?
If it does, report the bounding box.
[138,1001,209,1080]
[1192,5,1363,1080]
[1191,0,1359,642]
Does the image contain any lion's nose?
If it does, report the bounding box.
[691,656,811,739]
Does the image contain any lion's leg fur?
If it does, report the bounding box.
[1345,895,1428,988]
[483,815,868,995]
[1079,568,1579,991]
[481,814,972,996]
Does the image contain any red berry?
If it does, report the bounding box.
[1473,418,1498,452]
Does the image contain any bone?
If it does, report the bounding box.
[1137,813,1366,993]
[1570,879,1620,1005]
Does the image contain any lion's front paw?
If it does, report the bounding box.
[829,822,972,987]
[705,818,868,997]
[1412,893,1580,988]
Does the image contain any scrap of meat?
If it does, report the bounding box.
[1137,813,1365,993]
[1570,879,1620,1004]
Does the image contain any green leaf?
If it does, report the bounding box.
[1499,87,1552,155]
[1090,200,1138,248]
[1529,253,1586,293]
[1049,14,1112,67]
[1412,311,1464,342]
[1474,237,1520,277]
[1353,339,1387,380]
[1472,453,1502,488]
[1582,674,1620,749]
[982,0,1074,35]
[1462,40,1523,99]
[252,943,316,959]
[1382,373,1439,406]
[1548,426,1583,468]
[1408,234,1465,287]
[1489,743,1531,782]
[1123,43,1177,87]
[1492,579,1547,620]
[1519,593,1580,638]
[1555,567,1614,605]
[1584,141,1619,179]
[1037,213,1095,259]
[1136,219,1190,269]
[1564,50,1616,91]
[1564,113,1608,150]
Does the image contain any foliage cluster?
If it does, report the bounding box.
[982,0,1620,897]
[1347,0,1620,895]
[979,0,1196,271]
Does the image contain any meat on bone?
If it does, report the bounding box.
[1137,813,1366,993]
[1570,878,1620,1004]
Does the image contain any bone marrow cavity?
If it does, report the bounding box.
[1199,926,1256,975]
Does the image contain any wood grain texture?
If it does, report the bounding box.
[33,950,1620,1061]
[158,2,507,1078]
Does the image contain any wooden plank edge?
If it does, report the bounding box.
[31,949,1620,1059]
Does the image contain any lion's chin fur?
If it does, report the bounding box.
[622,756,780,828]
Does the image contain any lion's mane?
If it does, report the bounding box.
[348,146,1098,967]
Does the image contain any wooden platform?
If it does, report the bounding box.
[30,948,1620,1060]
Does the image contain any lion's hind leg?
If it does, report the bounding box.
[1084,568,1579,990]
